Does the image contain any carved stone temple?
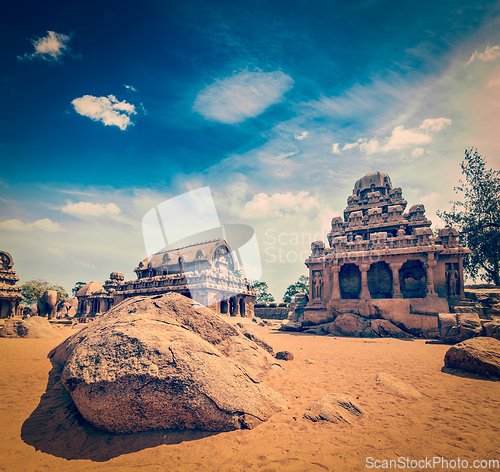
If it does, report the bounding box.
[76,239,256,319]
[0,251,23,318]
[303,172,469,335]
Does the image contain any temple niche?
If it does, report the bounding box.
[0,251,23,319]
[303,172,470,328]
[76,239,256,320]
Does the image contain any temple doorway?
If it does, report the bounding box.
[339,264,361,299]
[399,260,426,298]
[368,262,393,299]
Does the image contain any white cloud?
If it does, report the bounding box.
[242,191,318,219]
[193,69,294,124]
[48,247,64,257]
[420,192,442,205]
[467,45,500,65]
[124,84,138,92]
[342,142,359,151]
[18,31,73,62]
[61,201,121,217]
[294,131,309,140]
[412,147,425,157]
[419,117,452,132]
[359,138,379,154]
[0,219,32,231]
[71,95,136,130]
[0,218,64,232]
[486,77,500,88]
[331,143,341,154]
[33,218,65,232]
[383,125,432,151]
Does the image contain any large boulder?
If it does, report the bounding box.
[483,321,500,341]
[439,312,483,344]
[328,313,376,337]
[58,298,78,318]
[444,337,500,378]
[49,293,286,433]
[0,316,61,338]
[370,319,412,339]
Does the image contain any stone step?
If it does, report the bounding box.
[451,306,481,314]
[449,300,477,307]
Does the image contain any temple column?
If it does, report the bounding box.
[458,256,465,298]
[308,268,313,301]
[233,296,240,316]
[389,262,404,299]
[425,253,437,297]
[359,263,371,299]
[331,264,341,300]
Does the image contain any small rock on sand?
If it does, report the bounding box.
[304,393,365,424]
[375,373,421,399]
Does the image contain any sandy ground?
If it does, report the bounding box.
[0,320,499,472]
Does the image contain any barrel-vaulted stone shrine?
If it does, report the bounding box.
[76,239,256,319]
[303,172,470,337]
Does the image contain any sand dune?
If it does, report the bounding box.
[0,321,498,471]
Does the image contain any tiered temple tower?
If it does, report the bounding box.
[303,172,469,328]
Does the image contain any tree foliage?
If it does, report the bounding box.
[21,278,68,306]
[437,148,500,285]
[252,280,276,304]
[282,275,309,303]
[72,281,87,297]
[235,270,276,304]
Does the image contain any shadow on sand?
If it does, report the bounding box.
[440,366,499,381]
[21,361,217,462]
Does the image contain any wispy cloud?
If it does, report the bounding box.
[124,84,138,92]
[61,201,121,217]
[466,45,500,65]
[486,76,500,88]
[331,143,341,154]
[340,118,451,153]
[242,191,318,219]
[419,117,452,132]
[193,69,294,124]
[0,218,64,232]
[72,95,136,130]
[18,31,74,62]
[294,131,309,140]
[384,125,432,151]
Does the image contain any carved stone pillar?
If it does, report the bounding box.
[331,264,341,300]
[458,256,465,298]
[359,263,371,299]
[233,296,240,316]
[389,262,404,299]
[425,254,437,297]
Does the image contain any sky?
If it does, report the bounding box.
[1,0,500,301]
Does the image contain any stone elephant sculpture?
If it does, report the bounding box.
[37,290,61,320]
[58,297,78,318]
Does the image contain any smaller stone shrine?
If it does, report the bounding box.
[301,172,470,337]
[76,239,256,319]
[0,251,23,318]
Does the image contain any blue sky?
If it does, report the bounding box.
[2,0,500,300]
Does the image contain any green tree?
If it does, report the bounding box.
[282,275,309,303]
[252,280,275,304]
[72,281,87,297]
[235,270,276,304]
[437,148,500,285]
[21,278,68,306]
